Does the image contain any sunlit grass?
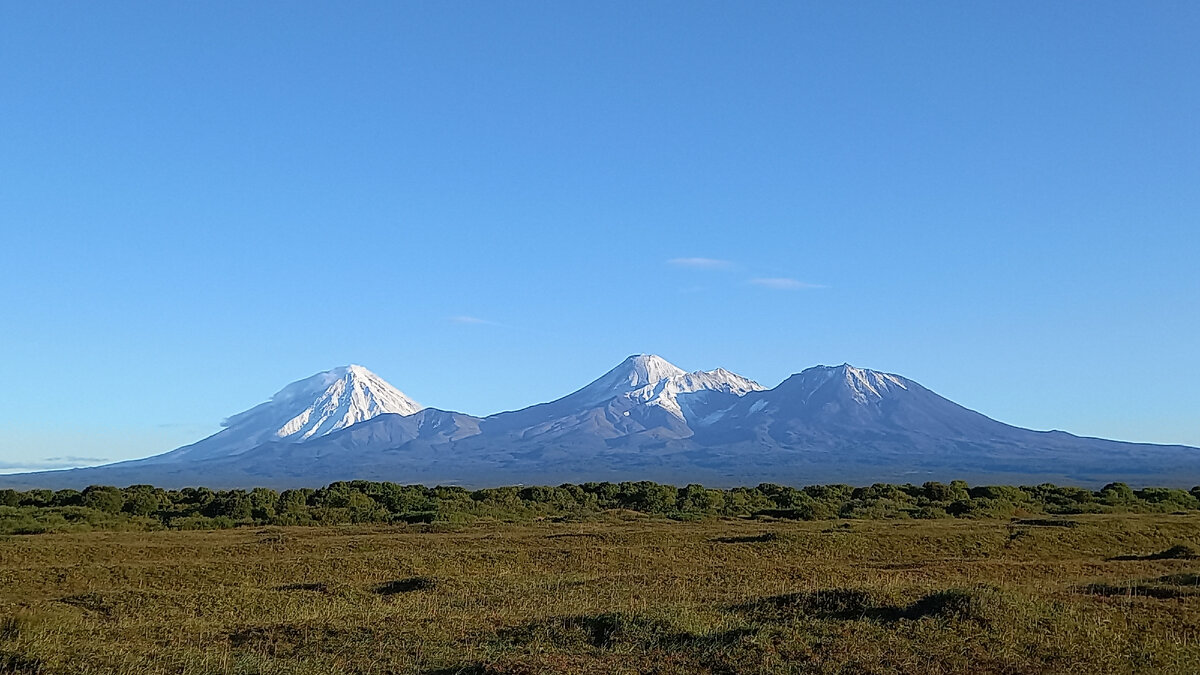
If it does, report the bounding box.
[2,513,1199,673]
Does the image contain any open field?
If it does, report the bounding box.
[3,513,1200,674]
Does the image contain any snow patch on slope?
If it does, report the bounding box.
[634,366,765,419]
[841,364,908,404]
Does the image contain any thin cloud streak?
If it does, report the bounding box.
[749,277,827,290]
[449,315,501,326]
[667,257,732,269]
[0,457,109,471]
[156,422,213,431]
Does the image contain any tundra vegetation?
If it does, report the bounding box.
[1,480,1199,534]
[1,481,1199,673]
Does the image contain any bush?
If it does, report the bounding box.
[81,486,124,514]
[1136,488,1199,511]
[906,585,1007,625]
[912,505,950,519]
[1149,544,1199,560]
[3,479,1200,534]
[1099,482,1137,506]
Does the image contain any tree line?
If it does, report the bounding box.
[1,480,1198,534]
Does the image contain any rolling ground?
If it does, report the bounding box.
[2,513,1200,674]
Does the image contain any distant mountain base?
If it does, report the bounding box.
[4,447,1197,490]
[4,356,1197,490]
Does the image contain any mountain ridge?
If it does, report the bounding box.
[3,355,1197,489]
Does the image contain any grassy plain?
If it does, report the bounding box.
[2,512,1200,674]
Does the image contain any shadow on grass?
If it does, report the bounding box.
[733,585,1005,626]
[374,577,435,595]
[1109,544,1199,561]
[1079,583,1196,599]
[58,592,119,617]
[0,651,45,675]
[1011,518,1078,528]
[1077,571,1200,599]
[480,588,1005,673]
[1156,572,1200,586]
[274,582,329,593]
[496,612,752,651]
[712,532,778,544]
[0,616,26,642]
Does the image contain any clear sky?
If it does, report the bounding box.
[1,2,1197,473]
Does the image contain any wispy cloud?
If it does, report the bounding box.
[667,257,732,269]
[749,277,826,290]
[449,315,500,326]
[155,422,212,431]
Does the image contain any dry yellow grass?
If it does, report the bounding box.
[2,512,1200,673]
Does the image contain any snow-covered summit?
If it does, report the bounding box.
[150,365,422,463]
[226,364,423,441]
[575,355,686,402]
[573,354,765,418]
[786,363,909,405]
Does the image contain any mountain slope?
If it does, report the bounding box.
[688,363,1200,484]
[694,364,1006,443]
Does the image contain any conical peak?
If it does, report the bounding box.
[275,364,397,395]
[272,365,367,399]
[330,364,400,393]
[316,364,377,384]
[560,355,764,418]
[222,365,422,440]
[568,354,692,407]
[619,354,687,387]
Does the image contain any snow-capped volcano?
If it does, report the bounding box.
[230,364,422,441]
[141,365,421,463]
[6,355,1200,490]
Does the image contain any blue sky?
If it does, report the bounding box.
[1,2,1197,472]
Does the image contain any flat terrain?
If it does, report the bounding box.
[2,513,1200,674]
